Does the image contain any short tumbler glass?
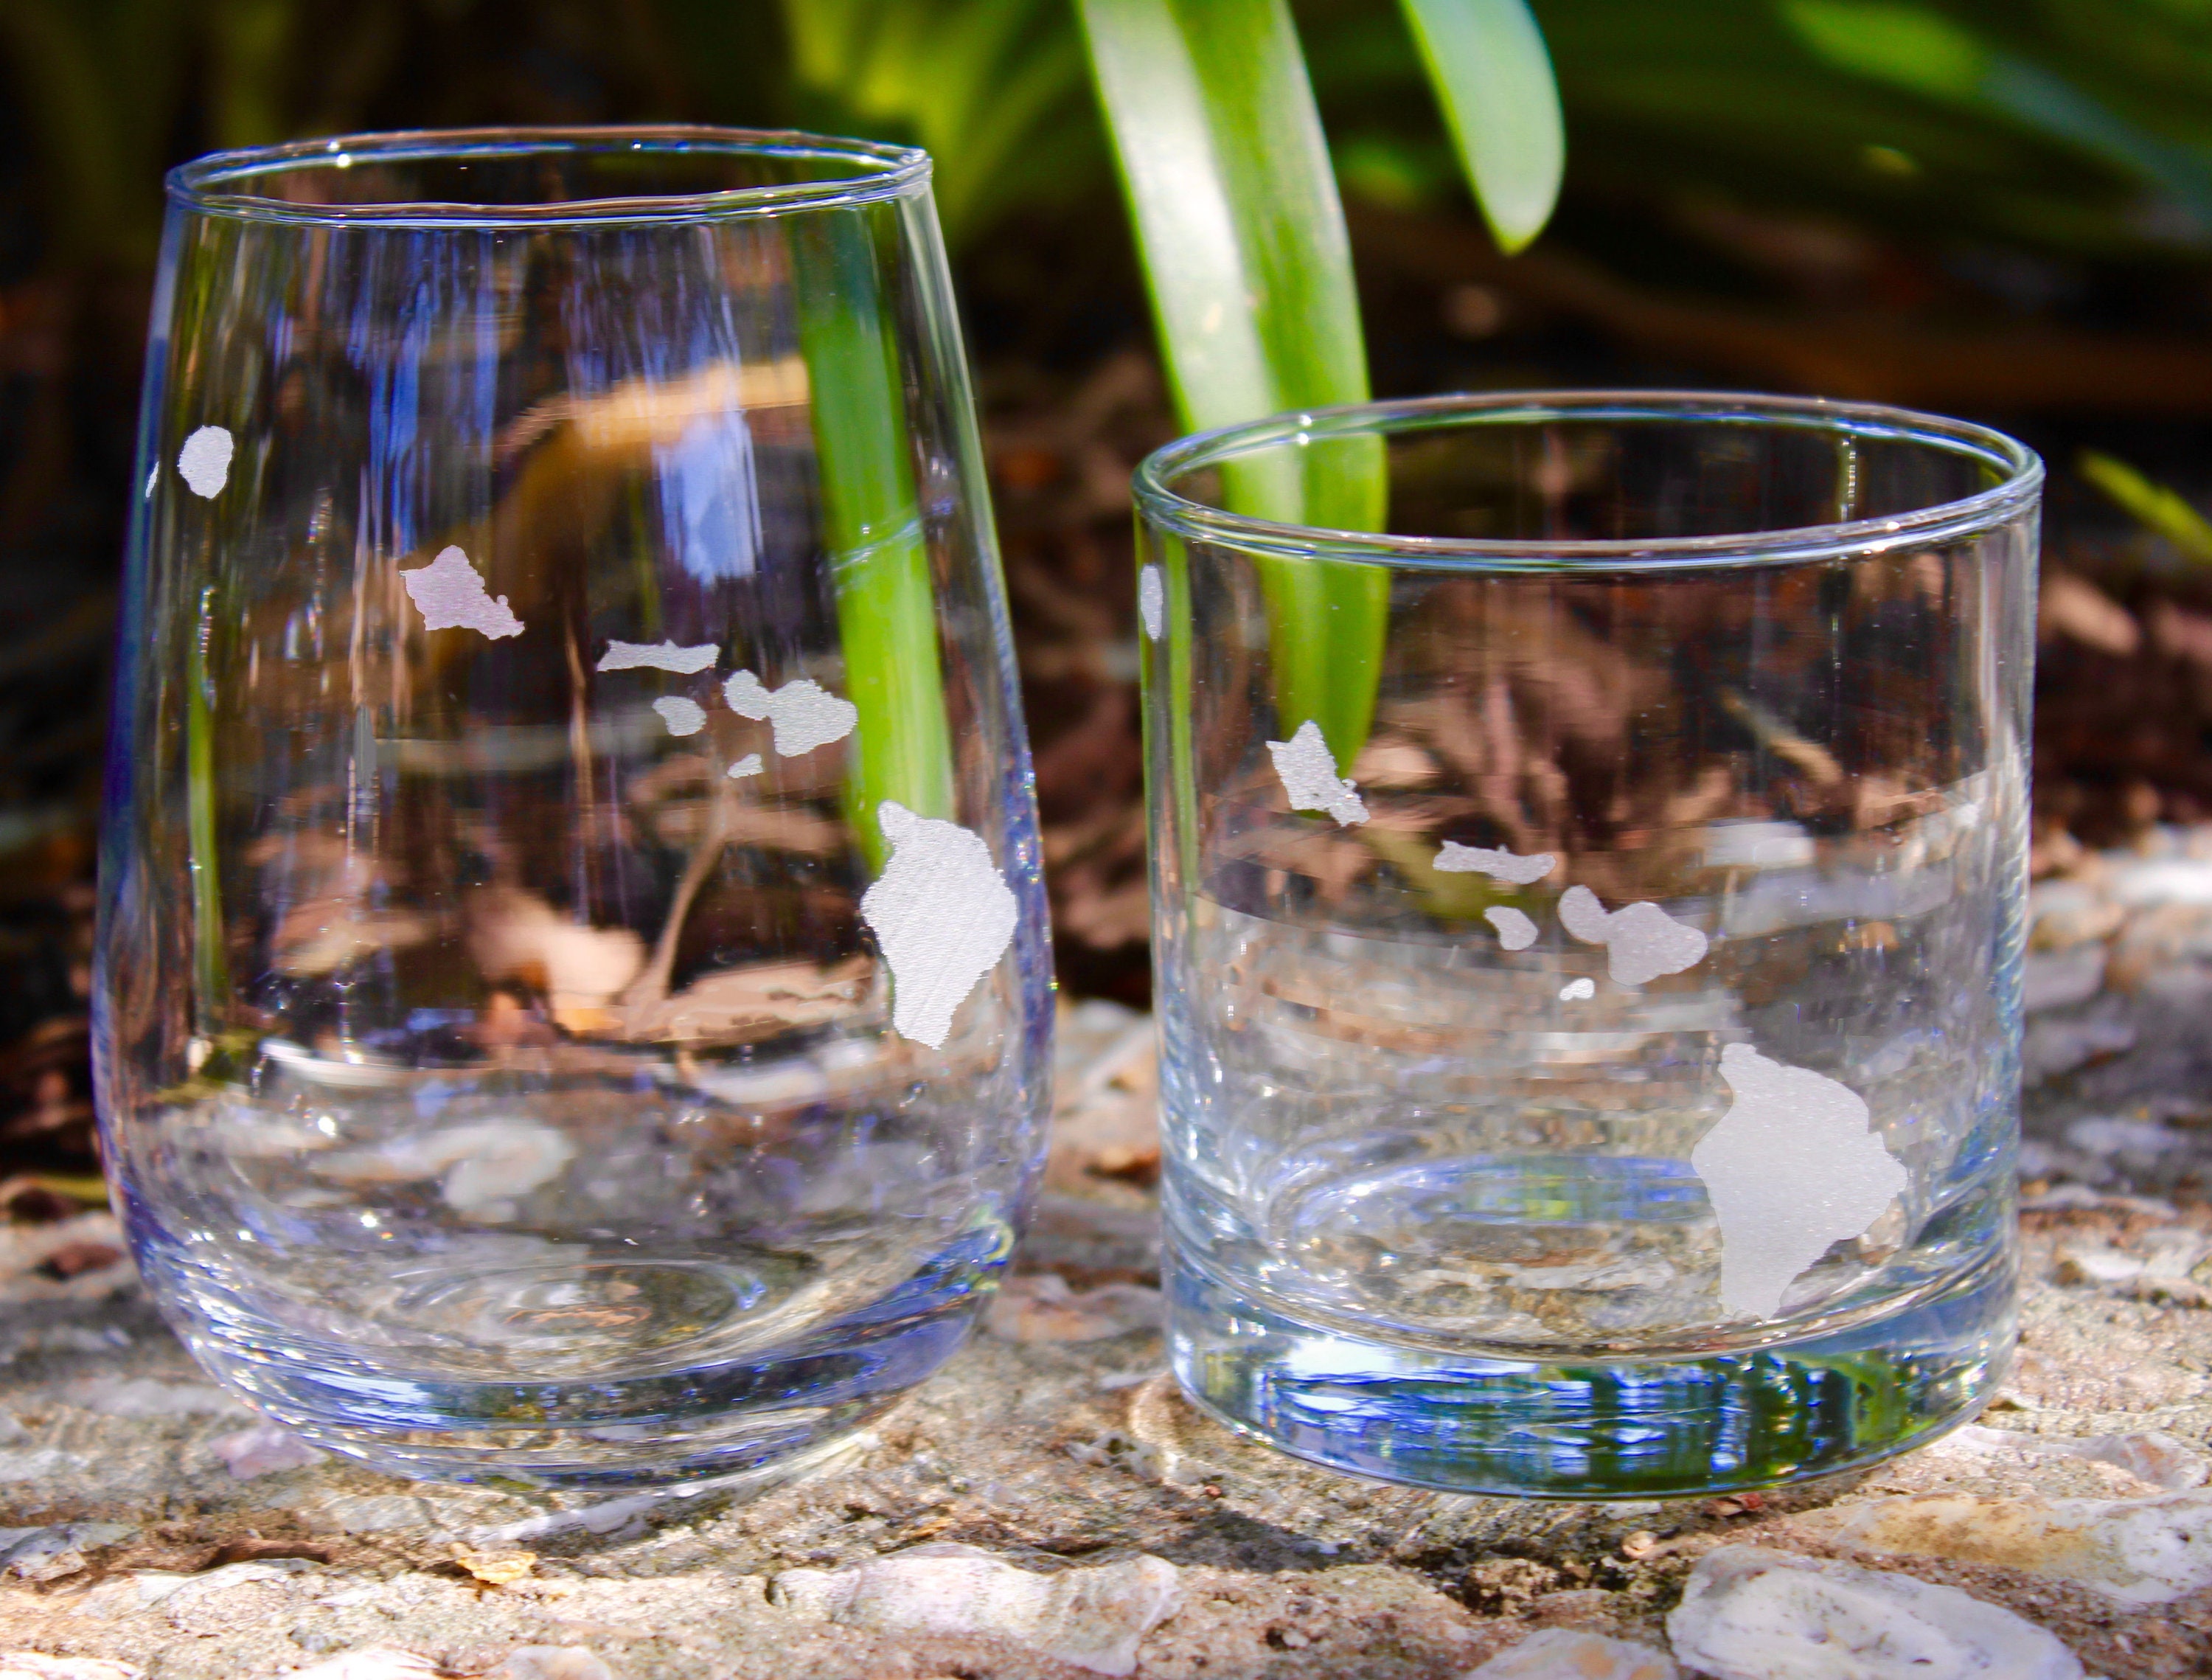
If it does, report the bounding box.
[1137,392,2039,1498]
[96,128,1051,1487]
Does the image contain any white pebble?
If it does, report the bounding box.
[209,1423,324,1479]
[1465,1627,1677,1679]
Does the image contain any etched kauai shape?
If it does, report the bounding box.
[1485,906,1539,951]
[1438,842,1554,884]
[400,546,524,639]
[1265,720,1366,826]
[652,696,707,737]
[597,640,719,673]
[177,426,234,498]
[1691,1044,1907,1318]
[724,670,860,757]
[1138,564,1165,642]
[860,802,1018,1048]
[1557,885,1708,986]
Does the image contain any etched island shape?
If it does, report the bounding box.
[726,670,860,757]
[652,696,707,737]
[860,802,1018,1048]
[1691,1043,1909,1318]
[598,640,719,673]
[1559,977,1595,1001]
[1266,721,1367,827]
[1559,885,1709,986]
[1138,564,1165,642]
[177,426,234,499]
[1485,906,1539,950]
[400,546,524,639]
[1438,842,1555,884]
[727,752,764,780]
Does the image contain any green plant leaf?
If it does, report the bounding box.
[2080,449,2212,564]
[1079,0,1388,767]
[1396,0,1564,253]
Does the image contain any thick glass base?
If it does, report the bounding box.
[141,1229,1006,1490]
[1167,1244,2016,1499]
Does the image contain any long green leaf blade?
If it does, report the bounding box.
[1079,0,1388,766]
[1397,0,1565,253]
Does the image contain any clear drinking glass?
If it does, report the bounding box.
[95,128,1051,1487]
[1137,392,2039,1497]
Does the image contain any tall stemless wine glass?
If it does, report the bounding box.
[95,128,1051,1488]
[1137,392,2039,1498]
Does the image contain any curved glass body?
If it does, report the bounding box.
[96,129,1051,1488]
[1136,393,2039,1497]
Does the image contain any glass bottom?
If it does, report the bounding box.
[1166,1241,2016,1499]
[140,1227,1006,1488]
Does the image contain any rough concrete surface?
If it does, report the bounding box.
[6,833,2212,1677]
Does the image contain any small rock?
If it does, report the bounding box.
[0,1658,139,1680]
[1666,1545,2081,1680]
[2022,946,2106,1013]
[60,1378,246,1418]
[1461,1626,1677,1678]
[2053,1243,2145,1285]
[2048,1429,2208,1491]
[2023,1017,2136,1080]
[984,1274,1162,1343]
[2027,881,2124,951]
[1798,1488,2212,1606]
[210,1423,324,1479]
[479,1651,614,1680]
[772,1546,1181,1676]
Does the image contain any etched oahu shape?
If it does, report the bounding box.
[597,640,719,674]
[859,802,1018,1049]
[400,546,524,639]
[1138,564,1165,642]
[1266,721,1367,826]
[725,670,860,757]
[727,752,764,780]
[1559,977,1596,1001]
[1486,906,1539,951]
[652,696,707,737]
[1558,885,1709,986]
[1691,1044,1908,1319]
[1438,842,1555,884]
[177,426,234,499]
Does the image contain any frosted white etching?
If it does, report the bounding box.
[143,464,159,500]
[177,426,234,499]
[400,546,524,639]
[1267,721,1366,826]
[1438,842,1555,884]
[1691,1044,1908,1318]
[597,640,719,674]
[1558,885,1709,986]
[1559,977,1596,1001]
[653,696,707,737]
[727,752,764,780]
[724,670,860,757]
[860,801,1018,1049]
[1486,906,1539,951]
[1138,564,1165,642]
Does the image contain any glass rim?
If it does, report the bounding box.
[1134,390,2045,571]
[166,125,931,229]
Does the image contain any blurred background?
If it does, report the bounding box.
[4,0,2212,1208]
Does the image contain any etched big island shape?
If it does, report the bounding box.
[860,802,1018,1049]
[1691,1043,1908,1319]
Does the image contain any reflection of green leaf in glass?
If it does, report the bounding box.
[187,585,229,1021]
[2080,449,2212,564]
[1783,1,1989,98]
[1397,0,1565,254]
[792,212,954,869]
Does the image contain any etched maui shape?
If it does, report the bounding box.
[1138,564,1165,642]
[860,802,1018,1048]
[1485,906,1539,951]
[1266,721,1367,826]
[652,696,707,737]
[177,425,235,499]
[1559,885,1709,986]
[1438,842,1555,884]
[725,670,860,757]
[1559,977,1596,1001]
[727,752,764,780]
[400,546,524,639]
[597,640,719,673]
[1691,1044,1908,1318]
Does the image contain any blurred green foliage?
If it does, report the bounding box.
[13,0,2212,284]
